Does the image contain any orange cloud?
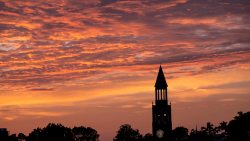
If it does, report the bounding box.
[0,1,249,140]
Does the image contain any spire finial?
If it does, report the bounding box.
[155,65,168,88]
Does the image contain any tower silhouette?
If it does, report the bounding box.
[152,65,172,140]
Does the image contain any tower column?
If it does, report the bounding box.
[153,65,172,140]
[164,89,166,100]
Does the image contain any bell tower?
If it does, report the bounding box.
[152,65,172,140]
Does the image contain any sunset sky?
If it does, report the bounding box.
[0,0,250,140]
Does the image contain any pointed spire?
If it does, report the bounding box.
[155,65,168,88]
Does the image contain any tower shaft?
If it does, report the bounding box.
[152,65,172,140]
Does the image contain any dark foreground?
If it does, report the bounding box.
[0,111,249,141]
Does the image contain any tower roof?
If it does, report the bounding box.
[154,65,168,88]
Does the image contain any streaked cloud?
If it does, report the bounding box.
[0,0,249,140]
[199,81,250,89]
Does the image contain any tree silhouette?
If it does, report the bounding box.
[172,126,188,141]
[26,123,74,141]
[226,111,250,141]
[142,133,153,141]
[8,134,18,141]
[3,111,249,141]
[113,124,143,141]
[25,123,100,141]
[189,111,250,141]
[216,121,227,139]
[72,126,99,141]
[189,123,217,141]
[42,123,74,141]
[27,128,43,141]
[17,133,26,141]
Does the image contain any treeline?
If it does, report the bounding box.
[1,111,249,141]
[113,111,250,141]
[0,124,99,141]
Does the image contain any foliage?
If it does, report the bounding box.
[1,111,249,141]
[17,133,26,141]
[142,133,153,141]
[72,126,99,141]
[113,124,143,141]
[172,126,189,141]
[226,111,250,141]
[25,123,99,141]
